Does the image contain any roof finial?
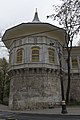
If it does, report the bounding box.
[32,9,41,23]
[36,8,37,13]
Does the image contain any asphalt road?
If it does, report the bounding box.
[0,111,80,120]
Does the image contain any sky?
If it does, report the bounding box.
[0,0,79,60]
[0,0,61,31]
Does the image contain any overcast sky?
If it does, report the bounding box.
[0,0,79,60]
[0,0,62,31]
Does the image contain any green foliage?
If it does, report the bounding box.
[0,58,10,105]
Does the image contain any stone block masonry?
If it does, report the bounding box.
[9,68,61,110]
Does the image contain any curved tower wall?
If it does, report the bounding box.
[8,36,62,110]
[9,68,61,110]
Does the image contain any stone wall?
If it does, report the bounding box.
[64,73,80,102]
[9,68,61,110]
[70,73,80,102]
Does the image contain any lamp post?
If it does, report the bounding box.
[58,46,67,114]
[50,43,67,114]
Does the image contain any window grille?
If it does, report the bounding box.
[32,47,40,62]
[48,48,55,63]
[16,48,23,63]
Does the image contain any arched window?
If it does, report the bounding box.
[16,48,23,63]
[72,57,78,68]
[48,48,55,63]
[31,47,40,62]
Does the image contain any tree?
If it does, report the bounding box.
[0,58,10,104]
[47,0,80,103]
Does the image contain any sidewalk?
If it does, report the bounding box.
[0,104,80,115]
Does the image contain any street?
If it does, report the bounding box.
[0,111,80,120]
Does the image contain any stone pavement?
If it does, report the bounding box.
[0,104,80,115]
